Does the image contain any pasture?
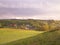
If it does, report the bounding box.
[0,28,60,45]
[0,28,42,44]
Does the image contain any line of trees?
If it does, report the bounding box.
[0,19,60,31]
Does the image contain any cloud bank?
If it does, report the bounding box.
[0,0,60,20]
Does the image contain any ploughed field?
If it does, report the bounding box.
[0,28,60,45]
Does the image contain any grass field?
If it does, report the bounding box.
[0,28,43,45]
[0,28,60,45]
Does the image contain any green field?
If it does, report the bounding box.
[0,28,60,45]
[0,28,42,45]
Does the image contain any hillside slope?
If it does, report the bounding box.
[3,30,60,45]
[0,28,41,45]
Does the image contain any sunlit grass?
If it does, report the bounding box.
[0,28,42,44]
[3,30,60,45]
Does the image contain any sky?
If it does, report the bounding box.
[0,0,60,20]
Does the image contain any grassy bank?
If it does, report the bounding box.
[2,29,60,45]
[0,28,42,44]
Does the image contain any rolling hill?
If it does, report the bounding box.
[1,29,60,45]
[0,28,42,45]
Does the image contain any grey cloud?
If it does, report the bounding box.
[0,0,60,19]
[0,7,44,16]
[0,0,40,4]
[46,0,60,4]
[0,0,41,8]
[0,0,45,18]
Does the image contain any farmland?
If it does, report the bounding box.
[0,28,42,45]
[0,19,60,45]
[0,28,60,45]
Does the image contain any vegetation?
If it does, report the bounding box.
[1,29,60,45]
[0,19,60,45]
[0,28,42,45]
[0,19,60,31]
